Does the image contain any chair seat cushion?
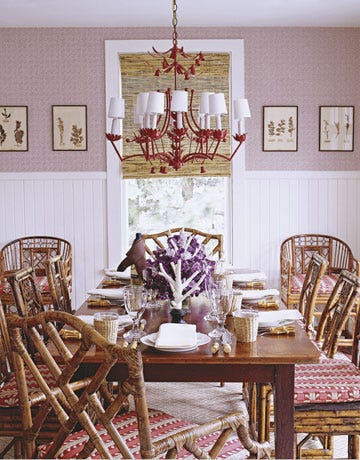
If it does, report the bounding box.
[0,365,58,407]
[0,275,49,298]
[295,358,360,405]
[38,408,246,459]
[290,274,337,295]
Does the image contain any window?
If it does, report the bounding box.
[105,39,245,266]
[127,177,227,241]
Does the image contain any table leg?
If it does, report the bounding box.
[274,364,295,459]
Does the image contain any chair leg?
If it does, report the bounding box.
[349,434,359,459]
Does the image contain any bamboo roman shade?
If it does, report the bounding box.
[119,52,231,179]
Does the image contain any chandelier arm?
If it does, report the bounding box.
[181,153,210,164]
[186,89,202,133]
[106,136,124,161]
[210,141,243,162]
[159,92,172,137]
[183,111,200,137]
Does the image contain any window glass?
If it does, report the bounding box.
[127,177,226,242]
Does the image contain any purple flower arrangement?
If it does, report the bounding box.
[143,231,215,302]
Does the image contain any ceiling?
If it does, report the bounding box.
[1,0,360,28]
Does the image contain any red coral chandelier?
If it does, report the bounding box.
[106,0,251,174]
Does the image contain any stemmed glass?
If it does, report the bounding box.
[142,269,159,310]
[123,285,147,341]
[204,279,218,322]
[208,289,233,339]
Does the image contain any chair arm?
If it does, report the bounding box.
[353,258,360,276]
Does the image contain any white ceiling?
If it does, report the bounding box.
[1,0,360,28]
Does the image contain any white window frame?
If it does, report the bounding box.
[105,39,246,267]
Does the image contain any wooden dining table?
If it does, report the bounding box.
[73,293,321,459]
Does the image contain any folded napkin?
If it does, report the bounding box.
[104,269,130,280]
[87,288,124,300]
[258,309,302,328]
[232,272,267,283]
[155,323,197,349]
[240,288,279,300]
[77,314,132,327]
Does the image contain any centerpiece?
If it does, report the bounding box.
[143,230,215,322]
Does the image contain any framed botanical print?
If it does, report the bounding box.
[263,106,298,151]
[319,106,354,151]
[0,106,28,151]
[52,105,87,151]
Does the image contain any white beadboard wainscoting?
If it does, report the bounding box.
[1,171,359,308]
[0,172,108,309]
[241,171,360,289]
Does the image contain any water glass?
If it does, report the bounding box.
[123,285,147,341]
[208,289,233,339]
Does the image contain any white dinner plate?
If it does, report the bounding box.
[87,288,124,300]
[258,319,295,329]
[240,289,279,301]
[104,269,130,280]
[257,309,302,329]
[140,332,210,352]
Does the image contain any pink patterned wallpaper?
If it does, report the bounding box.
[0,26,359,172]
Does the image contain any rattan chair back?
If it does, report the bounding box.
[315,270,360,358]
[0,235,72,279]
[8,311,270,459]
[45,255,72,314]
[142,227,223,260]
[8,267,45,317]
[280,234,360,309]
[298,253,328,333]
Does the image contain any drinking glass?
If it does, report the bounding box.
[208,289,233,339]
[204,275,225,322]
[123,285,147,341]
[204,281,218,322]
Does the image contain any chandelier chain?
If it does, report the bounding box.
[172,0,178,44]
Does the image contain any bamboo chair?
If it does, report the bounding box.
[244,253,328,446]
[142,227,224,260]
[250,270,360,459]
[0,300,63,458]
[0,235,72,308]
[280,234,359,309]
[8,310,271,459]
[45,255,73,314]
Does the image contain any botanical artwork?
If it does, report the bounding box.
[0,106,28,151]
[52,105,87,151]
[263,106,298,151]
[319,106,354,151]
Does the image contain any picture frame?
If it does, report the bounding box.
[0,106,28,151]
[319,106,354,151]
[263,106,298,151]
[52,105,87,151]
